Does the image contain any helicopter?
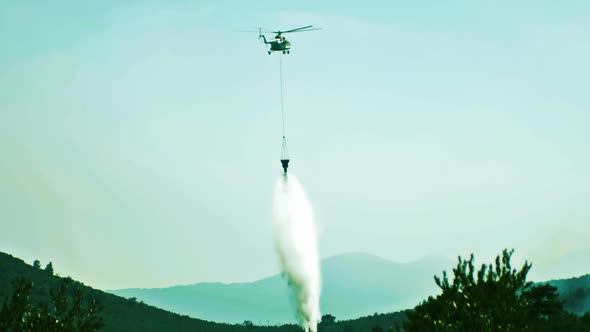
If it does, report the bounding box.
[238,26,321,54]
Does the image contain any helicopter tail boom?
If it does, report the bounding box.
[258,27,270,44]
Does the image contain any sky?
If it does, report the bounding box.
[1,1,589,290]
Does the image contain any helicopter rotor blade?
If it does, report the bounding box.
[234,27,274,33]
[282,28,322,33]
[274,25,320,34]
[279,25,313,33]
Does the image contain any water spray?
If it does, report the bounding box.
[272,175,321,332]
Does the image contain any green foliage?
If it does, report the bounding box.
[406,249,533,331]
[0,276,103,331]
[45,262,54,275]
[2,249,587,332]
[0,251,306,332]
[318,312,407,332]
[405,249,590,332]
[371,325,383,332]
[33,260,41,269]
[521,283,562,320]
[321,314,336,325]
[0,277,33,331]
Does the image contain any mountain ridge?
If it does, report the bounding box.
[110,252,451,290]
[108,252,590,324]
[2,249,588,330]
[108,252,454,324]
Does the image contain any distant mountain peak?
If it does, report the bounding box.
[322,251,452,267]
[322,252,391,263]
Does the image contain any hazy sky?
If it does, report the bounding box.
[1,1,589,289]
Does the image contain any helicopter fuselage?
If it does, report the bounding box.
[269,39,290,51]
[260,35,291,54]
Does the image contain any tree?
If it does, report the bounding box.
[521,283,562,320]
[403,249,590,331]
[242,320,254,329]
[33,260,41,269]
[342,325,354,332]
[45,262,54,275]
[0,277,33,331]
[405,249,547,331]
[320,313,336,325]
[390,324,403,332]
[0,276,103,331]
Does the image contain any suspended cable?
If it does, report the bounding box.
[279,54,289,174]
[279,54,285,138]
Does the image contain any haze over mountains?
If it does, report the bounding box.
[1,250,413,331]
[2,249,589,331]
[108,251,590,325]
[109,253,453,324]
[536,247,590,281]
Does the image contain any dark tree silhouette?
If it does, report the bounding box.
[33,260,41,269]
[342,324,354,332]
[0,276,103,331]
[0,277,32,331]
[371,325,383,332]
[45,261,54,275]
[320,313,336,325]
[242,320,254,329]
[521,283,562,320]
[404,249,569,331]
